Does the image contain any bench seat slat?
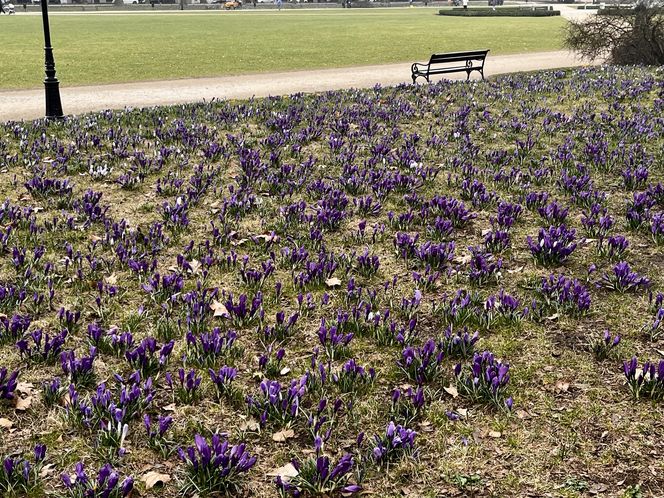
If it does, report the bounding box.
[430,50,488,60]
[427,66,481,75]
[430,55,486,64]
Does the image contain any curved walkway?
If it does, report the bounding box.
[0,49,594,122]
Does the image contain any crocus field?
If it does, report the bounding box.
[0,66,663,497]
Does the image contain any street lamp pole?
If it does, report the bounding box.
[40,0,63,119]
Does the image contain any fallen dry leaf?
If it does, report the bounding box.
[162,403,176,412]
[252,371,264,381]
[210,300,229,318]
[16,382,33,396]
[454,254,472,265]
[325,277,342,288]
[0,418,13,429]
[142,471,171,489]
[417,421,434,432]
[272,428,295,442]
[39,463,56,479]
[239,420,260,432]
[104,274,118,285]
[555,381,570,393]
[255,233,279,243]
[189,259,202,274]
[443,385,459,398]
[515,409,530,420]
[15,396,32,411]
[488,431,501,438]
[267,462,298,478]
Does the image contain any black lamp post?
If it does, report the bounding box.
[40,0,63,119]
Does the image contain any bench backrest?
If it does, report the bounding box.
[429,50,489,65]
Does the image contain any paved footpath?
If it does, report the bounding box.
[0,49,595,122]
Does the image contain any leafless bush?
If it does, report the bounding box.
[565,1,664,64]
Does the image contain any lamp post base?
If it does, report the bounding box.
[41,0,64,120]
[44,78,63,120]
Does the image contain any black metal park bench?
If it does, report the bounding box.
[411,49,489,83]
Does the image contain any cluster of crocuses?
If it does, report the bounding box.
[0,444,46,495]
[398,338,446,384]
[332,358,376,394]
[644,292,664,340]
[178,433,257,495]
[590,330,621,361]
[0,65,662,496]
[370,422,418,465]
[0,367,19,400]
[534,274,591,315]
[623,357,664,400]
[246,376,308,427]
[598,261,651,293]
[275,444,360,497]
[455,351,513,411]
[61,462,134,498]
[434,288,526,329]
[527,225,577,266]
[124,337,175,376]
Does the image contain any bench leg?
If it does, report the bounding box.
[480,68,485,81]
[412,74,417,84]
[466,69,471,81]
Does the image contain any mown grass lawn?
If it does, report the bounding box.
[0,9,565,89]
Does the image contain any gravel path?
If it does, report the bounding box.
[0,49,594,122]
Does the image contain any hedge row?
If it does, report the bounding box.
[439,7,560,16]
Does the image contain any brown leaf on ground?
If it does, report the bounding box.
[267,462,298,478]
[142,470,171,489]
[39,463,57,479]
[210,300,229,318]
[272,429,295,442]
[189,259,202,274]
[16,382,33,396]
[0,418,13,429]
[255,233,279,243]
[15,396,32,411]
[325,277,342,288]
[239,420,260,432]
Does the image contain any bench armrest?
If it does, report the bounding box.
[411,62,429,73]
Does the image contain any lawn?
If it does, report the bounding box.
[0,9,566,89]
[0,66,663,497]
